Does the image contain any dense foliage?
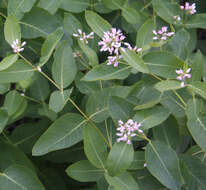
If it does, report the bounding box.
[0,0,206,189]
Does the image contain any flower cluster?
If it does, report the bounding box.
[116,119,143,144]
[98,28,125,55]
[73,29,94,44]
[176,68,191,87]
[98,28,142,67]
[153,26,174,41]
[180,2,196,15]
[11,39,26,53]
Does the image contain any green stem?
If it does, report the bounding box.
[18,53,62,91]
[18,53,111,149]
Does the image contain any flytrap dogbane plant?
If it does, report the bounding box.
[1,0,206,190]
[180,2,196,15]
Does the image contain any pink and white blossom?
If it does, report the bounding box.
[107,55,122,67]
[73,29,94,44]
[153,26,174,41]
[180,2,196,15]
[116,119,143,144]
[11,39,26,53]
[98,28,125,55]
[176,68,191,87]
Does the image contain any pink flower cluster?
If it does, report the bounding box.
[153,26,174,41]
[180,2,196,15]
[11,39,26,53]
[98,28,142,67]
[73,29,94,44]
[176,68,191,87]
[116,119,143,144]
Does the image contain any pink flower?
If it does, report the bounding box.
[176,68,191,87]
[153,26,174,41]
[11,39,26,53]
[124,42,142,53]
[73,29,94,44]
[116,119,143,144]
[98,28,125,55]
[180,2,196,15]
[107,55,122,67]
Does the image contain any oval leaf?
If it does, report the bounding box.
[4,15,21,45]
[83,125,108,169]
[154,80,182,92]
[0,165,45,190]
[52,41,77,89]
[106,142,134,176]
[121,49,149,73]
[39,27,64,67]
[66,160,104,182]
[145,141,183,190]
[85,11,111,37]
[32,113,89,156]
[0,54,18,71]
[83,63,131,81]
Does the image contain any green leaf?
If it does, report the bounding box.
[38,0,61,14]
[186,98,206,152]
[145,141,183,190]
[154,80,182,92]
[85,11,112,37]
[167,29,190,60]
[133,105,170,130]
[103,0,126,10]
[0,54,18,71]
[52,41,77,89]
[0,109,8,134]
[4,15,21,45]
[191,51,204,82]
[39,27,64,67]
[20,7,60,39]
[32,113,89,156]
[106,142,134,176]
[61,0,89,13]
[109,96,133,122]
[185,14,206,29]
[0,165,45,190]
[86,90,109,123]
[83,125,108,169]
[9,121,48,154]
[153,116,180,150]
[74,72,100,95]
[136,19,154,48]
[49,89,72,113]
[64,13,82,36]
[105,172,139,190]
[0,84,10,94]
[29,74,50,101]
[83,63,131,81]
[143,51,185,79]
[38,104,57,121]
[122,7,140,24]
[181,155,206,188]
[8,0,36,19]
[4,90,26,116]
[0,138,35,171]
[121,49,149,73]
[152,0,182,24]
[0,60,34,83]
[128,151,145,170]
[188,82,206,99]
[78,40,99,67]
[66,160,104,182]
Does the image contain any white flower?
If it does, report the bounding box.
[11,39,26,53]
[73,29,94,44]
